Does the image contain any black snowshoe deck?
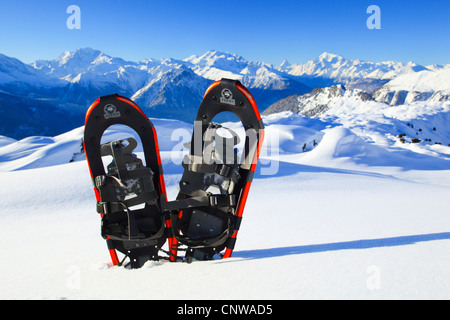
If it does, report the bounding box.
[83,94,176,268]
[165,78,265,262]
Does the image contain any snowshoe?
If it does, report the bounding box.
[164,78,264,262]
[83,94,176,268]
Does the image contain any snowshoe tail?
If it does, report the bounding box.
[83,94,177,268]
[165,78,264,262]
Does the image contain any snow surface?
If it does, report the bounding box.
[0,106,450,300]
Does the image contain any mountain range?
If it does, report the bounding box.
[0,48,449,139]
[263,66,450,118]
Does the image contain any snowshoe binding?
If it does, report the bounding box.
[83,94,176,268]
[164,78,265,262]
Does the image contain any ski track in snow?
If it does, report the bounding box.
[0,110,450,300]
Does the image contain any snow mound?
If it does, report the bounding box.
[261,112,327,154]
[305,126,380,160]
[0,135,16,147]
[298,125,450,171]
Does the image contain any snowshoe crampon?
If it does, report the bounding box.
[165,78,265,262]
[83,94,176,268]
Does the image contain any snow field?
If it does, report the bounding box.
[0,108,449,299]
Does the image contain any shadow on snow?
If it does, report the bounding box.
[232,232,450,261]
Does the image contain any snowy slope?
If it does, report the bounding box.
[0,135,16,147]
[373,67,450,105]
[263,85,349,117]
[385,67,450,94]
[0,53,64,87]
[0,108,449,299]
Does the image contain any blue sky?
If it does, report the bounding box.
[0,0,449,66]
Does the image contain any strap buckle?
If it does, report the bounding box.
[96,201,110,214]
[217,164,231,177]
[209,195,218,206]
[95,175,107,188]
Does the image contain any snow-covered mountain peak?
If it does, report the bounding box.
[57,47,103,65]
[317,52,345,63]
[32,47,133,81]
[279,59,291,69]
[184,50,248,71]
[34,47,105,72]
[183,50,251,82]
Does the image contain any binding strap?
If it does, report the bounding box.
[163,194,236,212]
[100,138,138,181]
[182,155,240,182]
[95,171,159,210]
[94,137,163,241]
